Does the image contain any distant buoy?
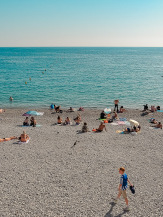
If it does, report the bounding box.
[25,81,27,84]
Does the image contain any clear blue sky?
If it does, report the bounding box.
[0,0,163,47]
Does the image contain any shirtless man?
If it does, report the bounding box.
[114,99,119,112]
[96,122,107,132]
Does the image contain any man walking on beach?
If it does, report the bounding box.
[114,167,133,211]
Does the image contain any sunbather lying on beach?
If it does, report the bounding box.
[0,136,17,142]
[23,117,29,126]
[67,107,74,112]
[123,128,131,134]
[19,131,29,142]
[57,116,62,124]
[151,122,162,129]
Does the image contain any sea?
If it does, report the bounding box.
[0,47,163,109]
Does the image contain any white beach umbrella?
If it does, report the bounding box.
[104,108,111,114]
[129,119,139,127]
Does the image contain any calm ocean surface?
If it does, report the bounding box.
[0,47,163,109]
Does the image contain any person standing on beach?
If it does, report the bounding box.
[114,99,119,112]
[114,167,133,211]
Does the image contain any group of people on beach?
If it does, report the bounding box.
[142,104,162,129]
[23,117,36,127]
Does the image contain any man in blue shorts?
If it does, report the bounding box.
[114,167,133,211]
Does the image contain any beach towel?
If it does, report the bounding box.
[18,139,30,144]
[98,118,107,121]
[21,125,41,127]
[116,130,124,134]
[119,118,127,121]
[124,121,130,126]
[149,127,161,129]
[157,110,163,112]
[111,122,118,126]
[131,132,137,136]
[117,121,125,125]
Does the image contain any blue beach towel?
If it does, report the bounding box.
[119,118,127,121]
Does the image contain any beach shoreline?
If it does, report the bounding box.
[0,107,162,216]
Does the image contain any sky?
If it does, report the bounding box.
[0,0,163,47]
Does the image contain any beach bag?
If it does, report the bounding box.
[130,185,135,194]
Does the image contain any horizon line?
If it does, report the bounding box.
[0,46,163,48]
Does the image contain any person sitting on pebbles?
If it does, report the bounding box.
[23,117,29,126]
[74,115,81,125]
[57,115,62,124]
[30,117,36,127]
[64,117,70,125]
[112,111,118,120]
[82,122,89,133]
[95,122,107,132]
[119,106,126,113]
[55,105,62,113]
[100,110,106,119]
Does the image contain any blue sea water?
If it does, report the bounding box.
[0,47,163,109]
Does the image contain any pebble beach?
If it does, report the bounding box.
[0,108,163,216]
